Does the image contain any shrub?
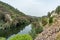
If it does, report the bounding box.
[29,26,37,39]
[49,17,53,24]
[41,17,48,26]
[35,26,43,34]
[29,22,43,39]
[0,37,6,40]
[55,6,60,14]
[31,22,43,34]
[48,12,51,17]
[8,34,33,40]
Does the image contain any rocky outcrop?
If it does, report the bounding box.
[5,14,12,22]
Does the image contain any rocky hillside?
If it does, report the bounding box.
[35,6,60,40]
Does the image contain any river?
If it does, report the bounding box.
[18,24,32,34]
[7,24,32,40]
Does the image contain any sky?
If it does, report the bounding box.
[0,0,60,17]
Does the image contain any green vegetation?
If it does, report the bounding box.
[29,22,43,39]
[0,1,31,37]
[48,12,51,17]
[29,26,37,39]
[32,22,43,34]
[0,1,60,40]
[41,16,48,26]
[55,6,60,14]
[35,26,43,34]
[0,37,6,40]
[49,16,54,24]
[8,34,32,40]
[0,1,25,16]
[0,1,40,38]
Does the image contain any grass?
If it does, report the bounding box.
[55,32,60,40]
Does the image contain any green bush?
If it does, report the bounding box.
[41,17,48,26]
[48,12,51,17]
[0,37,6,40]
[8,34,33,40]
[35,26,43,34]
[49,17,53,24]
[29,27,37,39]
[55,6,60,14]
[29,23,43,39]
[31,22,43,34]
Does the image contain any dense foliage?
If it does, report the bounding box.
[0,37,6,40]
[0,1,31,37]
[41,16,48,26]
[29,26,37,39]
[29,22,43,39]
[55,6,60,14]
[0,1,40,38]
[8,34,33,40]
[49,16,54,24]
[32,22,43,33]
[48,12,51,17]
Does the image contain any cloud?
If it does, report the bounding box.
[0,0,60,17]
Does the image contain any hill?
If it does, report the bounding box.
[0,1,39,37]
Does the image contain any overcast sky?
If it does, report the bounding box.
[0,0,60,17]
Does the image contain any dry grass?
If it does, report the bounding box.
[55,32,60,40]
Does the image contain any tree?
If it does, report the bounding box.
[48,12,51,17]
[55,6,60,14]
[49,16,53,24]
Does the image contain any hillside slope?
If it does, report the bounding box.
[35,6,60,40]
[0,1,39,37]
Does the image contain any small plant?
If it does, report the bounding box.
[8,34,33,40]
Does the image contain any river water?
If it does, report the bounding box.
[18,24,32,34]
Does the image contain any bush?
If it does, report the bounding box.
[0,37,6,40]
[31,22,43,34]
[41,17,48,26]
[48,12,51,17]
[35,26,43,34]
[29,26,37,39]
[29,23,43,39]
[55,6,60,14]
[49,17,53,24]
[8,34,33,40]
